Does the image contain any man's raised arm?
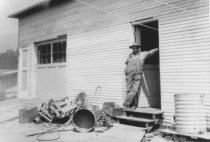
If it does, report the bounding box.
[146,48,158,58]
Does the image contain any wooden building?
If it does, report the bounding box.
[9,0,210,127]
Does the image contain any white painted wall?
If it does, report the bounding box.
[16,0,210,126]
[159,0,210,126]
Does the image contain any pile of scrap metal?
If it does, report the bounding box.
[34,92,114,133]
[37,92,88,123]
[26,92,123,141]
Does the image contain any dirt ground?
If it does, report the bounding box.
[0,98,147,142]
[0,117,146,142]
[1,98,209,142]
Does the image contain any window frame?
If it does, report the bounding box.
[36,38,67,66]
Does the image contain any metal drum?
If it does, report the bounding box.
[175,94,206,134]
[72,109,95,132]
[203,95,210,131]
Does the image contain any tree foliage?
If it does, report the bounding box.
[0,49,18,69]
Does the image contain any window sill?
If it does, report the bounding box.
[37,62,66,68]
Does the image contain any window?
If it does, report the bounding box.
[37,39,66,64]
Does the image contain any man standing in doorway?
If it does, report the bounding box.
[123,43,158,109]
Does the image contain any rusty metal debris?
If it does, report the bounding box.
[29,91,116,142]
[38,94,87,123]
[38,103,54,122]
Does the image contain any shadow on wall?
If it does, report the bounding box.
[0,71,17,101]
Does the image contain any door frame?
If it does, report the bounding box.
[130,19,161,108]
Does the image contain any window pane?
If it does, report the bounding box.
[53,44,58,52]
[62,53,66,62]
[52,41,66,63]
[37,44,51,64]
[46,54,51,64]
[53,54,57,63]
[53,53,66,63]
[63,43,66,52]
[53,42,60,52]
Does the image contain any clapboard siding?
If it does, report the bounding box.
[161,92,175,124]
[18,4,206,47]
[159,0,210,126]
[65,25,130,106]
[19,0,207,46]
[16,0,210,126]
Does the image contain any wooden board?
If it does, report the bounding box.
[159,129,210,140]
[125,107,163,115]
[115,116,155,123]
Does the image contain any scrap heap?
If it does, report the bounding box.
[31,92,113,133]
[37,92,88,123]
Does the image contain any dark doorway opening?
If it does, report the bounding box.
[133,20,161,108]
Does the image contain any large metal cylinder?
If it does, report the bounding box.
[72,109,95,132]
[175,94,206,134]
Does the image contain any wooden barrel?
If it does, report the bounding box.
[175,94,206,134]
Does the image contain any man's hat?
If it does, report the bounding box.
[129,42,141,49]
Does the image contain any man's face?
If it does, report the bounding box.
[132,47,140,55]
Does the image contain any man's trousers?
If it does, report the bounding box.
[123,74,142,108]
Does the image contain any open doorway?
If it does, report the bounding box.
[132,20,160,108]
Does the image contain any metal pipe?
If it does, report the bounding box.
[72,109,96,132]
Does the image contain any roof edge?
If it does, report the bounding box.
[8,1,48,18]
[8,0,70,19]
